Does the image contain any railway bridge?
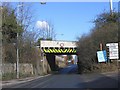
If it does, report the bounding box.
[40,40,78,71]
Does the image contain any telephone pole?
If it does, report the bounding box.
[109,0,113,15]
[16,3,23,79]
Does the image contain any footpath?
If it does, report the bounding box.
[2,74,51,87]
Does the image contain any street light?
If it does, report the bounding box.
[16,4,23,79]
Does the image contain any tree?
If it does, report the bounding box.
[12,2,40,64]
[1,2,47,76]
[77,11,118,73]
[94,11,118,28]
[1,2,37,64]
[14,2,35,32]
[2,3,23,63]
[2,3,23,44]
[35,21,56,41]
[67,55,73,60]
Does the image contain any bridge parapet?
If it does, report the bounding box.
[40,40,77,48]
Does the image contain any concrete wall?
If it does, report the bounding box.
[2,63,34,75]
[35,47,51,75]
[41,57,51,75]
[2,61,51,76]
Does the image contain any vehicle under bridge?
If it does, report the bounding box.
[40,40,78,72]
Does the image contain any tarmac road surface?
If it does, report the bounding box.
[2,64,119,89]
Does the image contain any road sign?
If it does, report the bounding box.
[106,43,119,59]
[97,50,107,62]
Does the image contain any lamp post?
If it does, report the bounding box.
[16,33,19,79]
[16,4,23,79]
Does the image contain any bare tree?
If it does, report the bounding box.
[35,20,56,41]
[14,2,35,32]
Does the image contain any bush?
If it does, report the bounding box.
[2,73,16,80]
[77,12,118,74]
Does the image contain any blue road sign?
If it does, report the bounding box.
[97,50,107,62]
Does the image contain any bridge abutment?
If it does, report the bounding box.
[46,54,59,72]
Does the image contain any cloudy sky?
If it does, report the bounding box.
[36,21,50,30]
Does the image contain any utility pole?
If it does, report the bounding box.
[100,43,103,51]
[16,3,23,79]
[16,32,19,79]
[16,4,20,79]
[0,5,3,84]
[109,0,113,15]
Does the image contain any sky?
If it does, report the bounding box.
[12,2,118,41]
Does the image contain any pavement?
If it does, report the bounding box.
[2,74,51,87]
[2,64,77,87]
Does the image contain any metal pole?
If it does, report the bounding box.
[16,4,22,79]
[100,43,103,51]
[16,32,19,79]
[109,0,113,15]
[0,5,3,85]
